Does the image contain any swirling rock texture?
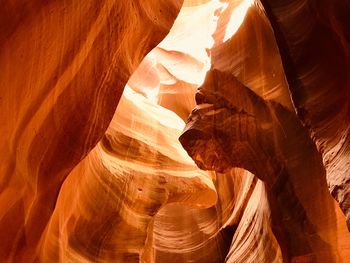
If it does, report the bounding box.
[0,1,349,263]
[0,0,183,261]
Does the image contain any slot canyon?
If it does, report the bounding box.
[0,0,349,262]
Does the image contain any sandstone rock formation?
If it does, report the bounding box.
[0,0,349,262]
[260,0,350,229]
[0,0,183,261]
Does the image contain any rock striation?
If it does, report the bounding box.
[0,0,349,262]
[0,0,183,261]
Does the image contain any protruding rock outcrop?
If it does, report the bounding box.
[1,1,349,262]
[180,68,350,261]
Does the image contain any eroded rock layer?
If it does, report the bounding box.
[0,0,349,262]
[180,68,350,261]
[260,0,350,228]
[0,0,182,261]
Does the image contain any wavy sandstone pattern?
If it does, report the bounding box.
[0,0,349,262]
[0,0,183,261]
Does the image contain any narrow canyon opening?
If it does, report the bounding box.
[0,0,349,262]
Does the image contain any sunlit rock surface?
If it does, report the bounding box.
[0,0,349,262]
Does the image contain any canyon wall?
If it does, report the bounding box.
[0,0,349,262]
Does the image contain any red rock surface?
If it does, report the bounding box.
[0,0,349,262]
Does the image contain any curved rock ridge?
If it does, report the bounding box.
[225,179,281,263]
[0,0,183,261]
[180,68,350,261]
[1,0,350,262]
[39,86,216,262]
[153,172,283,263]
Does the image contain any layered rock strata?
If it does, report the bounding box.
[0,0,349,262]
